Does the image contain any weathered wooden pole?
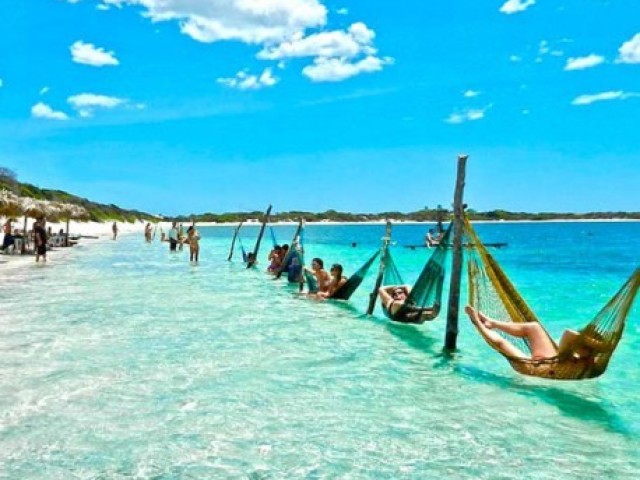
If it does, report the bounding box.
[445,154,468,351]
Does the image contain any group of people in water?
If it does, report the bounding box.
[143,221,201,262]
[265,244,347,299]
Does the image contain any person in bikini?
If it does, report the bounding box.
[464,305,589,360]
[317,263,348,299]
[186,225,200,262]
[378,285,437,319]
[305,258,331,295]
[378,285,413,315]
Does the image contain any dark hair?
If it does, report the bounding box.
[331,264,343,276]
[312,258,324,268]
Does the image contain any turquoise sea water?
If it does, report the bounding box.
[1,222,639,479]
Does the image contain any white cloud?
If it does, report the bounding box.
[336,8,348,15]
[70,40,119,66]
[217,68,278,90]
[463,90,479,98]
[617,33,640,64]
[0,78,3,88]
[68,93,127,116]
[31,102,69,120]
[101,1,389,82]
[445,108,487,124]
[104,0,327,44]
[564,54,605,71]
[258,23,375,60]
[571,91,639,106]
[500,0,535,14]
[302,55,392,82]
[509,55,521,62]
[97,4,110,10]
[39,86,49,95]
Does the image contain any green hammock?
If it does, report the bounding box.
[368,222,451,324]
[330,250,381,300]
[465,216,640,380]
[275,219,304,281]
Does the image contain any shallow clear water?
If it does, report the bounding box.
[1,222,639,479]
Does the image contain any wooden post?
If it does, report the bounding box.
[367,220,392,315]
[445,154,468,351]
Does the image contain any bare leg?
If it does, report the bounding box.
[469,306,557,359]
[465,306,528,359]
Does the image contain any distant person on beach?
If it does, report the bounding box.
[144,223,152,243]
[317,263,348,298]
[178,223,185,251]
[34,218,48,263]
[425,228,444,248]
[464,305,591,361]
[2,219,15,253]
[187,225,200,262]
[168,222,178,252]
[112,222,118,240]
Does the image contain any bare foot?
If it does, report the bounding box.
[465,305,493,329]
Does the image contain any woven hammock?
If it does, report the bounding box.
[380,224,452,324]
[274,219,304,282]
[465,216,640,380]
[330,250,381,300]
[303,250,380,298]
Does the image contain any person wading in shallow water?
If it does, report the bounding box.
[34,218,48,263]
[112,222,118,240]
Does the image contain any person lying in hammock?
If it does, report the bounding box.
[316,263,348,299]
[379,285,437,319]
[464,305,592,360]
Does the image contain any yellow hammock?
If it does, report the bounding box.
[464,217,640,380]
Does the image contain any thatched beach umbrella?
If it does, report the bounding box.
[19,197,50,253]
[58,203,89,246]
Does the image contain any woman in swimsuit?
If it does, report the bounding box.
[187,226,200,262]
[307,257,331,295]
[318,263,348,298]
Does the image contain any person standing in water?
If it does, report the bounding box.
[34,218,48,263]
[187,225,200,262]
[112,222,118,240]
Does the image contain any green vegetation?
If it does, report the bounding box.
[1,167,157,222]
[3,167,639,223]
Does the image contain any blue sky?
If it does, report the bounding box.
[1,0,639,216]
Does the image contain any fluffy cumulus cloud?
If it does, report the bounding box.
[100,1,390,82]
[67,93,126,117]
[31,102,69,120]
[571,91,638,106]
[463,90,479,98]
[217,68,278,90]
[617,33,640,64]
[302,55,391,82]
[564,54,605,71]
[445,107,488,124]
[500,0,535,14]
[259,22,392,82]
[70,41,119,66]
[103,0,327,44]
